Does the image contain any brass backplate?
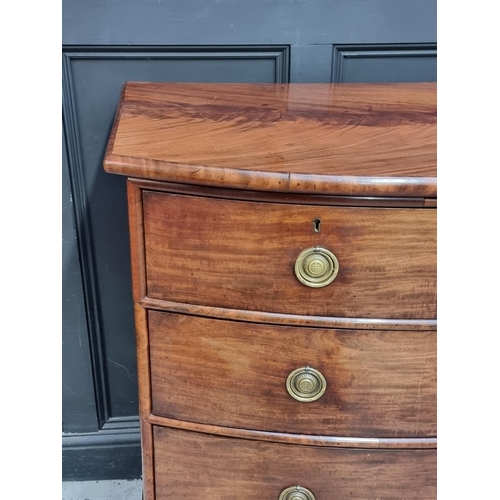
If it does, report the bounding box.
[286,366,327,403]
[279,485,316,500]
[294,246,339,288]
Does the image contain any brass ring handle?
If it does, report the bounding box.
[286,367,327,402]
[279,486,316,500]
[294,246,339,288]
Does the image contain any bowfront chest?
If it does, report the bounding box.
[104,82,437,500]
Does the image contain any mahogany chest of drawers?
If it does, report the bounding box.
[104,82,437,499]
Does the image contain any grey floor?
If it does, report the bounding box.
[62,480,142,500]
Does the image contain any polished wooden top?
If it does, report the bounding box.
[104,82,436,197]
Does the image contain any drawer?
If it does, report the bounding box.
[153,426,436,499]
[149,311,436,437]
[143,191,436,319]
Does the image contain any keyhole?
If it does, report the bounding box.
[313,218,321,233]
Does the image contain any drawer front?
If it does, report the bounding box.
[143,192,436,319]
[150,312,436,437]
[154,426,436,499]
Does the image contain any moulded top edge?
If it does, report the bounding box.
[104,82,437,198]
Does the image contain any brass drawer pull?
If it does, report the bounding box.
[286,367,326,402]
[279,485,316,500]
[294,246,339,288]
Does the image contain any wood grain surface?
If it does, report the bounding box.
[153,426,437,499]
[140,297,437,331]
[149,312,436,437]
[146,414,436,449]
[104,83,436,197]
[129,177,437,208]
[143,192,437,319]
[134,304,151,418]
[127,182,147,302]
[140,419,155,500]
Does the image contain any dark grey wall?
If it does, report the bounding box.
[62,0,436,481]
